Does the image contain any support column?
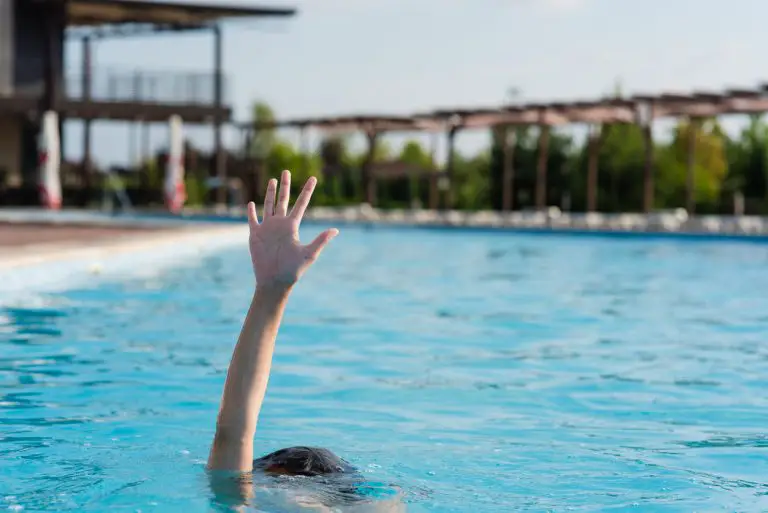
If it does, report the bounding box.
[428,131,439,210]
[501,125,516,211]
[586,124,601,212]
[642,122,654,213]
[213,25,226,206]
[0,0,13,97]
[535,121,550,210]
[139,122,151,189]
[636,102,655,213]
[141,122,150,161]
[362,130,379,205]
[445,124,459,209]
[81,36,92,191]
[43,3,63,112]
[686,117,698,214]
[428,175,438,209]
[299,125,310,180]
[242,126,259,202]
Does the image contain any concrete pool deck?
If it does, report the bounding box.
[0,219,246,272]
[0,217,248,306]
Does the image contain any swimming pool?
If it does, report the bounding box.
[2,224,768,511]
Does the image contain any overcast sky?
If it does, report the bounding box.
[63,0,767,166]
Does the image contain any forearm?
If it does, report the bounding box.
[208,285,291,471]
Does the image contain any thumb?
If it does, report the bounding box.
[303,228,339,260]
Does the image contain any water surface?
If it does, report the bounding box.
[1,225,768,511]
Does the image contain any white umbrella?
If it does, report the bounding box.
[38,110,62,210]
[164,114,186,213]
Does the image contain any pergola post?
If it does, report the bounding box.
[686,117,698,214]
[81,35,92,192]
[535,117,550,210]
[362,129,379,205]
[638,102,655,213]
[586,124,601,212]
[428,130,439,210]
[242,125,260,202]
[299,124,310,179]
[501,125,516,211]
[141,122,150,163]
[213,24,226,206]
[445,124,459,209]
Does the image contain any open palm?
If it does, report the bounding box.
[247,170,338,289]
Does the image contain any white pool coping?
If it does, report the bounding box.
[0,224,248,307]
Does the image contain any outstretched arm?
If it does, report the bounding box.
[208,170,338,472]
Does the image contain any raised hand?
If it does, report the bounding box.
[247,170,338,290]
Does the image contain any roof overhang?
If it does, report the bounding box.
[68,0,295,25]
[34,0,297,37]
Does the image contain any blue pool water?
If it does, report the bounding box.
[2,225,768,512]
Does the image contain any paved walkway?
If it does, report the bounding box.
[0,222,168,248]
[0,221,243,272]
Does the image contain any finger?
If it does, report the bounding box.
[276,170,291,217]
[290,176,317,222]
[247,201,259,228]
[303,228,339,261]
[263,178,277,218]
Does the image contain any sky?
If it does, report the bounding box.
[62,0,768,167]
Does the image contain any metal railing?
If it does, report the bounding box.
[0,56,228,105]
[67,67,228,105]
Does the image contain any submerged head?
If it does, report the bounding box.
[253,446,357,477]
[251,447,398,507]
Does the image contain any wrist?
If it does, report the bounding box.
[254,282,293,301]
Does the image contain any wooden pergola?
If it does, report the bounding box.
[237,84,768,213]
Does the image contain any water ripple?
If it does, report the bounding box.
[2,227,768,511]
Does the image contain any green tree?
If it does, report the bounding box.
[655,119,728,211]
[399,140,433,169]
[452,149,491,210]
[384,140,433,207]
[264,139,322,194]
[250,101,277,160]
[593,123,646,212]
[725,114,768,212]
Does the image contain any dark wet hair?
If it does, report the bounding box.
[253,446,357,477]
[252,447,397,506]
